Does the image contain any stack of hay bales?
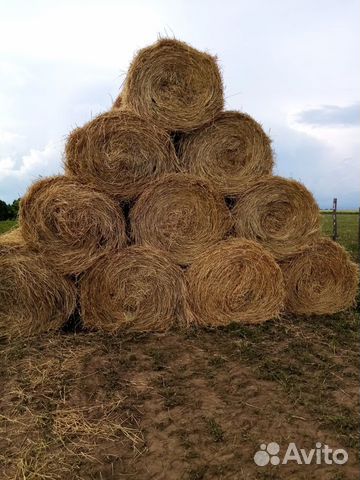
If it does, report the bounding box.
[1,38,358,339]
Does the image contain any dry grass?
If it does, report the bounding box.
[130,173,232,265]
[120,38,224,132]
[281,237,359,315]
[0,229,76,339]
[112,94,122,109]
[19,176,127,275]
[178,111,273,194]
[80,245,187,332]
[232,175,321,259]
[65,109,179,201]
[0,228,26,255]
[185,238,285,326]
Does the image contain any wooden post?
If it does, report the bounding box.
[332,198,338,241]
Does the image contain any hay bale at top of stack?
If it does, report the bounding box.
[118,38,224,132]
[178,111,274,195]
[281,238,359,316]
[19,176,127,275]
[232,176,320,259]
[65,110,179,201]
[185,238,285,326]
[0,229,77,339]
[130,173,232,265]
[80,245,187,333]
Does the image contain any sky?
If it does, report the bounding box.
[0,0,359,209]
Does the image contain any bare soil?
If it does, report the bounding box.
[0,310,359,480]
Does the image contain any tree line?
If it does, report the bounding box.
[0,199,21,221]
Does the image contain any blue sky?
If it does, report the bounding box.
[0,0,359,208]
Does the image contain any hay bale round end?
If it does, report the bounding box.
[185,238,285,326]
[281,238,359,316]
[130,173,232,265]
[121,38,224,132]
[178,111,273,195]
[19,176,127,275]
[80,245,186,333]
[0,233,77,339]
[232,176,321,259]
[65,110,179,200]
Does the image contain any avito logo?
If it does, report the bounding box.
[254,442,348,466]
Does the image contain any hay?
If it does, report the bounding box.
[232,176,320,259]
[120,38,224,132]
[130,173,232,265]
[178,111,273,195]
[185,238,285,326]
[80,245,186,332]
[0,228,26,254]
[281,238,359,316]
[112,95,122,109]
[0,233,77,339]
[65,110,179,200]
[19,176,127,275]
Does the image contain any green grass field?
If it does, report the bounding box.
[321,213,359,260]
[0,220,17,234]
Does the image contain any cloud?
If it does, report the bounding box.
[0,130,22,144]
[295,103,360,127]
[273,124,360,209]
[0,141,63,202]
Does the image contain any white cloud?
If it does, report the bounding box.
[0,141,63,201]
[0,130,22,144]
[0,141,61,179]
[0,157,16,172]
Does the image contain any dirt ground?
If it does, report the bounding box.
[0,310,359,480]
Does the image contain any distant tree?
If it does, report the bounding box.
[9,198,21,220]
[0,200,9,221]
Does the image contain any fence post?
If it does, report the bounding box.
[332,198,338,241]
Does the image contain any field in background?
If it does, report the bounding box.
[0,220,17,235]
[321,212,359,260]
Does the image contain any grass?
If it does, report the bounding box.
[0,220,17,234]
[221,311,360,451]
[205,417,224,442]
[321,213,359,260]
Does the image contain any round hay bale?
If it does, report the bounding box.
[185,239,285,326]
[130,173,232,265]
[80,245,186,333]
[232,176,320,259]
[281,238,359,316]
[0,238,77,339]
[178,111,273,195]
[19,176,127,275]
[65,110,179,201]
[120,38,224,132]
